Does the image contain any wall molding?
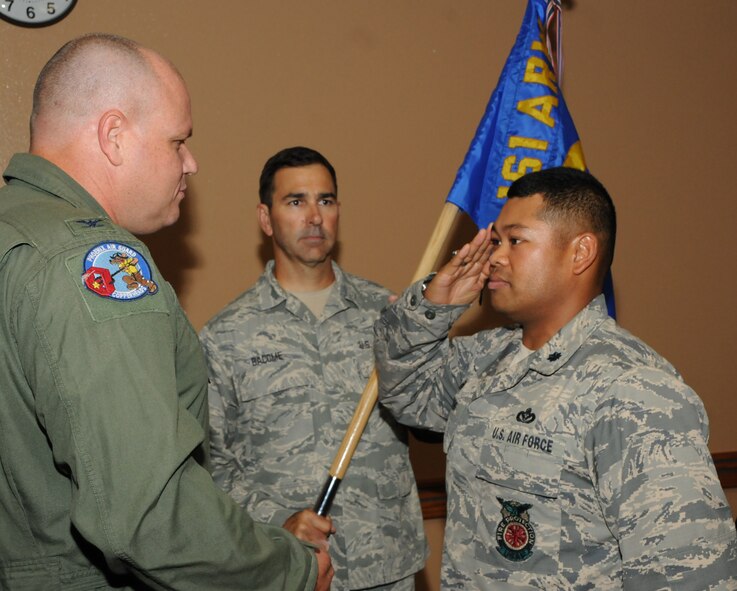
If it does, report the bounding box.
[418,450,737,520]
[417,479,447,520]
[713,451,737,490]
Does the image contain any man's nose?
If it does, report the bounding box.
[183,144,198,176]
[307,203,322,225]
[489,244,507,266]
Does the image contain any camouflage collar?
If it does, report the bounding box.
[472,295,611,399]
[258,260,356,317]
[527,295,610,376]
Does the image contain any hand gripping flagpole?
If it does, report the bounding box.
[313,201,461,516]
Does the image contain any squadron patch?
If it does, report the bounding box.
[495,497,536,561]
[82,242,158,300]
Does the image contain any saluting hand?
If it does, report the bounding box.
[424,224,493,306]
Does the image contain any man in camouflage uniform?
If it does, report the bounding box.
[374,167,737,590]
[0,35,332,589]
[200,146,427,591]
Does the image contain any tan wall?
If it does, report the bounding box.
[4,0,735,449]
[2,0,736,576]
[416,519,445,591]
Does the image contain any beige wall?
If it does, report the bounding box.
[2,0,735,526]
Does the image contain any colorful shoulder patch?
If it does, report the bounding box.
[495,497,536,562]
[82,242,158,300]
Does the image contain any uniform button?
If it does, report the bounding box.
[409,295,417,306]
[425,310,436,320]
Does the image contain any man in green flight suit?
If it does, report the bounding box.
[0,34,332,590]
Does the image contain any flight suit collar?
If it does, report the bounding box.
[3,153,109,218]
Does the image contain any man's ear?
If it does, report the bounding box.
[98,110,125,166]
[571,233,598,276]
[257,203,273,237]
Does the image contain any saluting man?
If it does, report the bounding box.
[374,166,737,590]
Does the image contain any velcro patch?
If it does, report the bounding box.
[65,217,113,236]
[82,242,158,300]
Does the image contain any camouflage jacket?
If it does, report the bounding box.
[201,261,427,590]
[374,284,737,590]
[0,154,318,590]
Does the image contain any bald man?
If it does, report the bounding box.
[0,34,332,590]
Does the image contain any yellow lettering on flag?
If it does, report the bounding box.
[524,57,558,93]
[517,95,559,127]
[501,155,543,181]
[508,136,549,151]
[563,140,587,171]
[531,28,546,54]
[496,137,548,198]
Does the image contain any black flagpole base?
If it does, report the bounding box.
[313,475,341,516]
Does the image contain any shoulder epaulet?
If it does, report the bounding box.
[0,220,30,264]
[0,187,112,258]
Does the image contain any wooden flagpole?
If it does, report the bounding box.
[314,202,461,516]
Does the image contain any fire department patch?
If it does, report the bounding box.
[82,242,158,300]
[495,497,536,561]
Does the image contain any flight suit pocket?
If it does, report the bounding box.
[474,442,561,576]
[0,557,62,590]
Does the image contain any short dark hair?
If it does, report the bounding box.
[507,167,617,272]
[258,146,337,207]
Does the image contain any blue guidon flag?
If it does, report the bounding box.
[445,0,582,223]
[445,0,615,317]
